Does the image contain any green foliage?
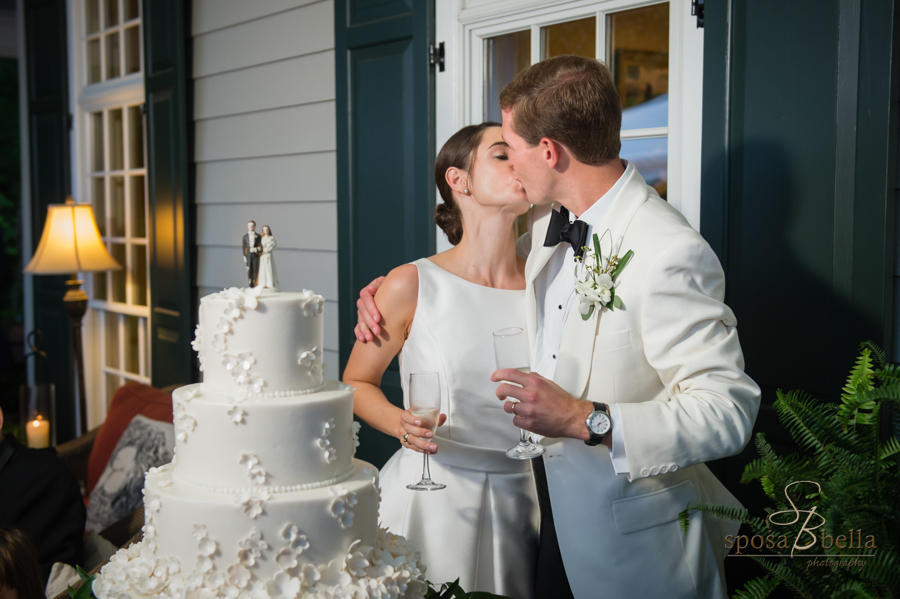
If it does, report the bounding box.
[67,566,97,599]
[679,342,900,599]
[425,579,513,599]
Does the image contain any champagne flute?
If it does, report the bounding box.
[406,371,446,491]
[493,327,545,459]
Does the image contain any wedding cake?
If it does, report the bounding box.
[94,287,427,599]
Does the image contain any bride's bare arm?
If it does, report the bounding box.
[342,264,446,454]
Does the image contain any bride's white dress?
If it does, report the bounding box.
[378,257,539,598]
[257,235,279,290]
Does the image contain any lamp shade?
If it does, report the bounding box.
[24,199,122,274]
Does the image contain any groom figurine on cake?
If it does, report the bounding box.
[243,220,262,287]
[355,55,760,599]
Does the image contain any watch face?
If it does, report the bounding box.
[589,411,611,435]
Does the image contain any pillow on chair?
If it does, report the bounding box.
[85,415,174,532]
[86,382,174,497]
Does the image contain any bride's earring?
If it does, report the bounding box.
[464,175,469,194]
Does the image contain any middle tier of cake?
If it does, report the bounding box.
[172,381,356,490]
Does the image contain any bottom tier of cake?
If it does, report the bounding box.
[93,460,428,599]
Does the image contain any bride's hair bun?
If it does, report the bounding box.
[434,122,500,246]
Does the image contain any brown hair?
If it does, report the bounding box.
[434,122,500,245]
[499,55,621,166]
[0,528,44,599]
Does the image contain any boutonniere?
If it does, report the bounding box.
[574,231,634,320]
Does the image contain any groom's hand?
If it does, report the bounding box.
[355,276,386,342]
[492,368,602,444]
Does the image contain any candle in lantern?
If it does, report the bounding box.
[26,415,50,448]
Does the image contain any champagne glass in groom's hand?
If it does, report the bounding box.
[406,372,446,491]
[493,327,545,459]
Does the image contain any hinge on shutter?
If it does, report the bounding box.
[66,113,72,130]
[429,42,445,72]
[691,0,705,28]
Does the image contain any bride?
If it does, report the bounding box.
[342,123,538,598]
[257,225,279,290]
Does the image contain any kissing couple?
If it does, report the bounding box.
[343,54,761,599]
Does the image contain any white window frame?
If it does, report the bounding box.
[435,0,704,251]
[67,0,151,429]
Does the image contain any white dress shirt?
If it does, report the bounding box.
[532,160,633,474]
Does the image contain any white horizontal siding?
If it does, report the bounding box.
[195,51,335,120]
[193,0,322,36]
[197,246,338,300]
[195,103,336,162]
[193,1,333,78]
[195,203,337,252]
[196,153,336,205]
[192,0,340,374]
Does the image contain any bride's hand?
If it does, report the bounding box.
[399,410,447,454]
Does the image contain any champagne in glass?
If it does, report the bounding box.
[493,327,545,459]
[406,372,446,491]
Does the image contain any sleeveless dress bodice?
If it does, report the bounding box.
[378,258,539,598]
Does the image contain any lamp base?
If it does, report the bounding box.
[63,276,88,435]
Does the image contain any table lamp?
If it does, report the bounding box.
[23,196,122,436]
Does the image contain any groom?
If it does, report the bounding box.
[357,56,760,598]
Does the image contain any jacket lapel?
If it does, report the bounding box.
[552,167,651,398]
[524,203,557,352]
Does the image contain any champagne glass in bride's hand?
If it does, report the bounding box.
[493,327,545,460]
[406,372,446,491]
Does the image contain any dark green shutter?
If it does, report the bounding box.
[24,0,75,441]
[701,0,897,591]
[335,0,436,467]
[143,0,195,387]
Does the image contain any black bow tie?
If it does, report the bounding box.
[543,207,589,259]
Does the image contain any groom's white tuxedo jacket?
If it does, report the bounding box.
[523,167,760,599]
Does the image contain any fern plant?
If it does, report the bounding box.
[679,341,900,599]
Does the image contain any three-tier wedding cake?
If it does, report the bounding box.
[94,287,426,599]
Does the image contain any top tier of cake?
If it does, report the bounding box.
[195,287,325,395]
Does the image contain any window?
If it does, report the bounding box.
[71,0,150,421]
[435,0,703,249]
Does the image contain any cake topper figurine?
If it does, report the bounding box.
[257,225,279,290]
[242,220,262,287]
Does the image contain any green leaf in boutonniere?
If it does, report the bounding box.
[611,249,634,281]
[575,231,631,319]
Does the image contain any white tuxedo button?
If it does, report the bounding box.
[650,466,660,475]
[670,464,678,471]
[659,465,669,473]
[640,468,649,477]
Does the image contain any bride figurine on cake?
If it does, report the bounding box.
[256,225,279,290]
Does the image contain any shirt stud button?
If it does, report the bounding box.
[558,305,562,309]
[552,354,556,359]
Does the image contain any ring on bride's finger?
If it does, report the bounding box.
[403,433,410,443]
[511,403,517,416]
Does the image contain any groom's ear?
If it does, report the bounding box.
[539,137,563,170]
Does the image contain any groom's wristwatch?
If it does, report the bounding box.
[585,402,611,446]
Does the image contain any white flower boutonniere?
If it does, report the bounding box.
[575,232,634,320]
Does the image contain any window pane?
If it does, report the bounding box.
[109,108,124,170]
[128,105,144,168]
[91,112,104,171]
[106,31,120,80]
[542,17,596,59]
[124,315,140,374]
[88,38,101,84]
[93,272,107,300]
[111,244,127,302]
[124,0,139,21]
[105,0,119,27]
[124,26,140,75]
[92,177,106,235]
[130,175,146,237]
[105,373,120,407]
[621,137,667,199]
[110,176,125,236]
[609,3,669,126]
[484,30,531,123]
[132,244,147,306]
[105,311,119,368]
[86,0,100,34]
